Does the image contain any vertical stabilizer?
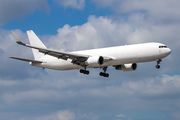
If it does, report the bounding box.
[27,30,47,60]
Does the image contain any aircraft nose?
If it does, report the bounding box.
[166,48,171,55]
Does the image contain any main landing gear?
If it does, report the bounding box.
[79,66,109,77]
[156,59,162,69]
[99,67,109,77]
[80,69,89,75]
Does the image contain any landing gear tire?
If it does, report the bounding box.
[99,72,109,77]
[80,69,84,73]
[85,70,89,75]
[156,65,160,69]
[105,73,109,77]
[80,69,89,75]
[99,67,109,78]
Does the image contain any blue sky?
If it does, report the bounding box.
[2,1,112,35]
[0,0,180,120]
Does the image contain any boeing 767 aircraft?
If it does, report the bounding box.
[10,30,171,77]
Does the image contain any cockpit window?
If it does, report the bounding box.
[159,46,167,48]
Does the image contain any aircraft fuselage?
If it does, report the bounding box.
[31,42,171,70]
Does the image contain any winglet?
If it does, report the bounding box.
[11,31,26,46]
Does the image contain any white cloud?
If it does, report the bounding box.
[34,110,100,120]
[54,0,85,10]
[93,0,180,23]
[0,80,17,86]
[1,72,180,119]
[116,114,126,118]
[56,111,75,120]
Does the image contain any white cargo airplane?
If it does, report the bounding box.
[10,30,171,77]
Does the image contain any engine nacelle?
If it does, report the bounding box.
[86,56,104,67]
[115,63,137,71]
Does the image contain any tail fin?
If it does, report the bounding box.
[27,30,46,60]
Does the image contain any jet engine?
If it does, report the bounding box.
[86,56,104,67]
[115,63,137,71]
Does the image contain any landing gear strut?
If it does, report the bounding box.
[156,59,162,69]
[80,69,89,75]
[99,67,109,77]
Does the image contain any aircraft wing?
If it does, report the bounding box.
[11,31,89,62]
[25,44,88,61]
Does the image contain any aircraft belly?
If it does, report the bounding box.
[31,58,74,70]
[48,59,81,70]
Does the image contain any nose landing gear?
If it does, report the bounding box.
[156,59,162,69]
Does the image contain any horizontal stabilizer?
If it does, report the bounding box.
[10,57,42,63]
